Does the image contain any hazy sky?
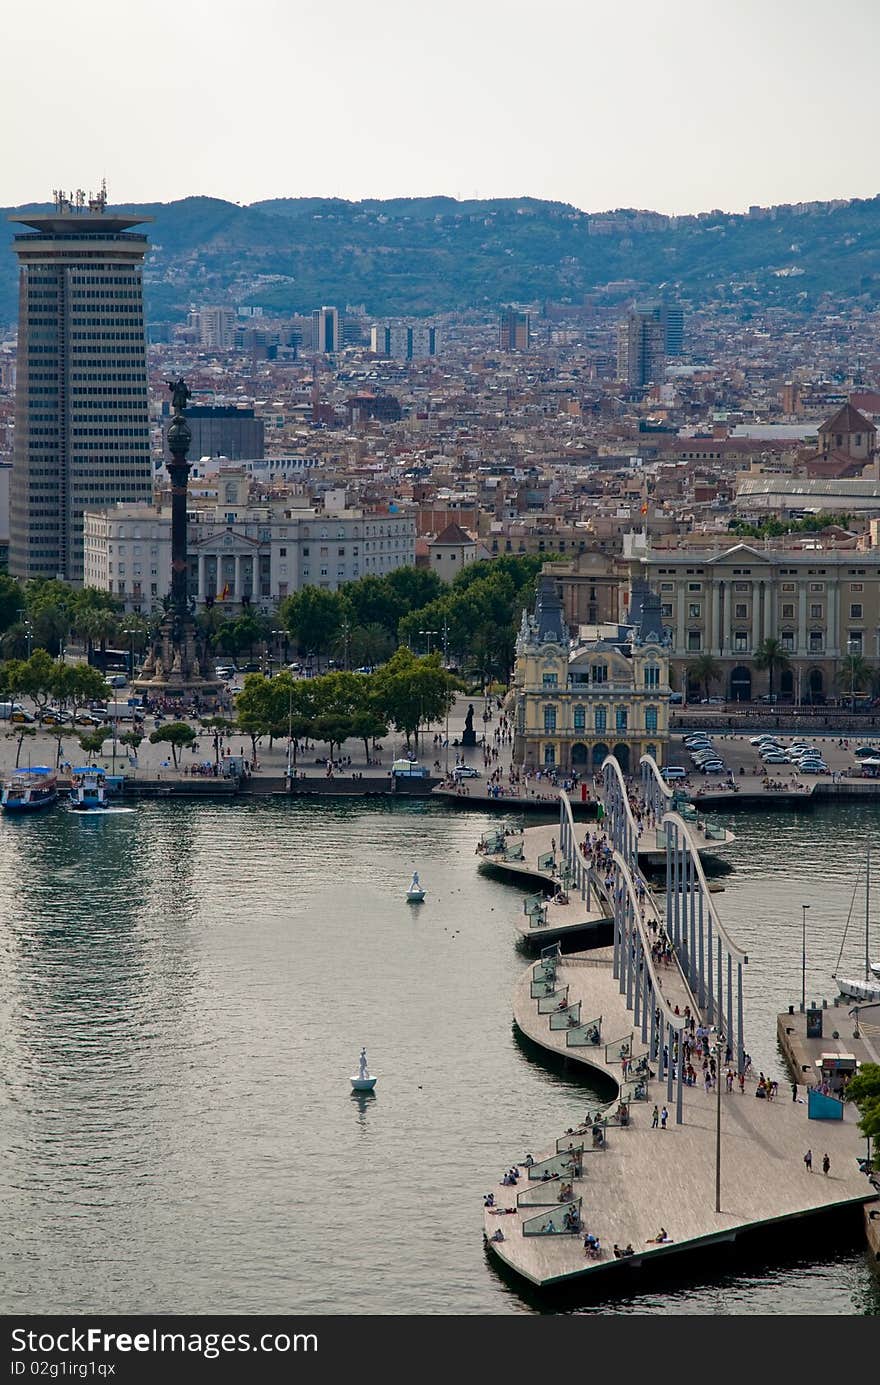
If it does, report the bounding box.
[4,0,877,214]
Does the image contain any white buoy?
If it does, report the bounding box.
[351,1046,377,1091]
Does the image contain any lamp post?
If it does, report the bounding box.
[122,624,138,681]
[848,639,858,714]
[419,628,437,657]
[801,903,811,1013]
[442,616,450,775]
[715,1039,722,1213]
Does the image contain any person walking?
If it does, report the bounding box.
[822,1153,830,1176]
[803,1149,812,1173]
[791,1082,798,1102]
[651,1104,659,1129]
[660,1106,668,1130]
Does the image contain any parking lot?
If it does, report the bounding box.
[665,729,880,787]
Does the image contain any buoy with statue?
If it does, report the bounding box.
[350,1046,377,1092]
[406,870,426,903]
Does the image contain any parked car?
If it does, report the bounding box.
[761,753,789,765]
[9,709,35,724]
[662,766,688,780]
[669,692,683,705]
[701,761,727,773]
[39,708,72,726]
[75,712,105,727]
[854,746,877,758]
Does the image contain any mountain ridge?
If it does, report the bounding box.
[2,192,879,325]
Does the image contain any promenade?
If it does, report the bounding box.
[484,946,873,1287]
[481,763,879,1293]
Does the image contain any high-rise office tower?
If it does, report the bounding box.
[652,300,684,357]
[9,188,153,582]
[499,309,531,351]
[617,310,664,388]
[312,305,341,354]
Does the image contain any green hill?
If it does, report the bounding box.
[2,192,879,326]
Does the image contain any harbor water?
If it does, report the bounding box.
[0,797,878,1315]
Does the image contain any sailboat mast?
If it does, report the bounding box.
[870,836,875,980]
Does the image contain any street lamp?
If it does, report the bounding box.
[847,639,859,714]
[710,1030,723,1213]
[801,903,811,1013]
[419,628,437,657]
[122,624,139,681]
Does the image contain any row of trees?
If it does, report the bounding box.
[0,650,110,716]
[687,640,877,704]
[0,552,550,687]
[234,649,456,760]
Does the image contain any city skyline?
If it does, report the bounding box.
[3,0,878,216]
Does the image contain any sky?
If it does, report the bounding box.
[3,0,878,215]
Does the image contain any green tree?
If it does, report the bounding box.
[838,652,871,710]
[0,574,25,634]
[78,729,107,758]
[383,565,443,611]
[20,649,58,718]
[52,663,109,720]
[279,587,345,664]
[119,730,144,760]
[844,1061,880,1156]
[687,653,723,702]
[235,673,278,758]
[6,725,37,769]
[31,603,68,656]
[1,623,30,660]
[149,721,196,769]
[753,638,790,702]
[371,647,454,748]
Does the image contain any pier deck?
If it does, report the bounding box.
[485,949,876,1288]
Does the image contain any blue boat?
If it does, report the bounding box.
[1,766,59,814]
[69,765,108,811]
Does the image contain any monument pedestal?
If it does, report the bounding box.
[461,728,477,747]
[132,611,223,708]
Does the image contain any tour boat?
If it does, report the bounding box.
[351,1047,377,1092]
[69,765,108,811]
[406,870,426,902]
[1,766,59,814]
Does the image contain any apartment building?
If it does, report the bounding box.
[634,543,880,702]
[512,575,671,772]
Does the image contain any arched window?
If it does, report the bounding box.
[645,705,658,732]
[594,706,607,732]
[573,704,586,731]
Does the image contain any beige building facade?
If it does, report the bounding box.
[635,542,880,702]
[512,575,671,773]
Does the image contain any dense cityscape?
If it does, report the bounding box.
[2,11,880,1343]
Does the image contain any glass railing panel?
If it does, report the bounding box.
[523,893,544,914]
[555,1135,585,1155]
[540,944,560,961]
[529,908,550,929]
[521,1199,583,1236]
[566,1015,602,1047]
[527,1150,583,1181]
[531,977,557,999]
[538,987,569,1013]
[621,1077,650,1102]
[516,1178,579,1208]
[504,844,525,861]
[604,1033,634,1064]
[550,1002,582,1030]
[536,852,555,871]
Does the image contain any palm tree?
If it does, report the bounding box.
[687,654,722,702]
[753,638,790,703]
[838,651,871,711]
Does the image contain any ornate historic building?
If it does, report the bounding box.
[512,575,672,773]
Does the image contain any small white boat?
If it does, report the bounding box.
[406,870,426,903]
[351,1047,377,1092]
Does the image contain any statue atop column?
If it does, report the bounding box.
[165,376,192,415]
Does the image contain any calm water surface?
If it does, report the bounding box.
[0,796,878,1315]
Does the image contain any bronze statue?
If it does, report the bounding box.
[464,703,474,733]
[165,376,191,414]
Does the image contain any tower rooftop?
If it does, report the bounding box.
[9,210,152,236]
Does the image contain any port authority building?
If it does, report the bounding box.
[512,574,671,773]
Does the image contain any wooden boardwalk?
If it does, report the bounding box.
[484,948,876,1287]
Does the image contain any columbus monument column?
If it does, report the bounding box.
[133,377,222,707]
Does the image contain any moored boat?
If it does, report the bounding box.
[1,766,59,814]
[69,765,108,811]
